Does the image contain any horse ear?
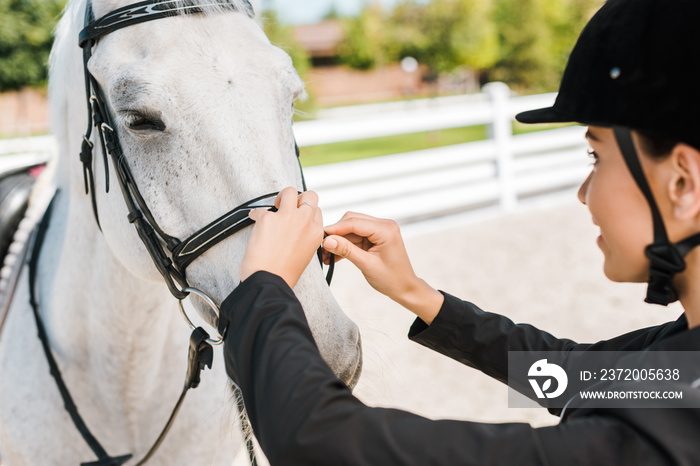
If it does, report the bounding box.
[241,0,255,16]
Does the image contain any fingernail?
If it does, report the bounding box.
[324,237,337,250]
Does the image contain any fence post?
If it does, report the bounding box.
[483,82,516,212]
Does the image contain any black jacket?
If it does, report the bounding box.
[219,271,700,465]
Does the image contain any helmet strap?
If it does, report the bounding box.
[612,126,700,305]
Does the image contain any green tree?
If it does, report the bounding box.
[261,10,311,80]
[0,0,65,91]
[337,3,389,70]
[491,0,601,92]
[323,4,341,21]
[389,0,499,76]
[307,0,602,95]
[260,10,316,117]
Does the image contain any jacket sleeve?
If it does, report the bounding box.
[408,292,678,386]
[218,272,670,466]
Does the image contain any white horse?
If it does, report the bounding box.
[0,0,362,464]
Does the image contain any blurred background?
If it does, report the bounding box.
[1,0,603,137]
[0,0,607,223]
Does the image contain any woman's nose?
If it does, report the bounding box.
[578,172,592,205]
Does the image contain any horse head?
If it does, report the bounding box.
[50,0,362,386]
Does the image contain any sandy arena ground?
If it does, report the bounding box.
[332,200,683,428]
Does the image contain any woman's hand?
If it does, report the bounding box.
[323,212,443,324]
[239,187,324,289]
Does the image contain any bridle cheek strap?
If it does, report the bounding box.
[613,126,700,305]
[78,3,331,297]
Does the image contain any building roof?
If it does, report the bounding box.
[293,20,344,58]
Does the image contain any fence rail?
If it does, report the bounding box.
[305,127,588,225]
[0,135,55,174]
[0,84,590,225]
[301,83,589,224]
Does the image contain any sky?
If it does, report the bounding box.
[252,0,419,25]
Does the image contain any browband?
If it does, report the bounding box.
[79,0,252,46]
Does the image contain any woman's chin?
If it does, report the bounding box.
[603,262,647,283]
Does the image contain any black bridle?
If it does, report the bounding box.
[78,0,332,298]
[79,0,282,301]
[28,0,334,464]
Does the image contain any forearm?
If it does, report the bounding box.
[408,292,579,385]
[218,272,544,465]
[218,272,670,466]
[394,277,444,325]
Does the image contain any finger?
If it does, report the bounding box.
[324,211,382,232]
[297,202,316,217]
[297,190,319,208]
[323,235,371,270]
[324,216,393,244]
[314,204,323,228]
[322,249,344,265]
[336,211,377,225]
[276,187,298,211]
[341,211,377,221]
[248,208,270,222]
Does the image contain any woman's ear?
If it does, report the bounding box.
[668,144,700,220]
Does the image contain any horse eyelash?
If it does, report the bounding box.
[114,112,129,128]
[115,112,142,128]
[117,111,166,131]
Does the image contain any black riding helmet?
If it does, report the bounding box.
[516,0,700,306]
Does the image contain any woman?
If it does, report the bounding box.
[219,0,700,463]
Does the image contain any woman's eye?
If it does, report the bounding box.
[123,112,166,132]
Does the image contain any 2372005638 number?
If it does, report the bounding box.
[599,368,680,381]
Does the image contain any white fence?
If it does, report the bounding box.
[299,83,589,225]
[0,84,590,225]
[0,135,55,174]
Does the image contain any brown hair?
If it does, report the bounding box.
[636,131,679,159]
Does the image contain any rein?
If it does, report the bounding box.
[28,193,223,466]
[23,0,333,464]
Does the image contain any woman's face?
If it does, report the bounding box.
[578,126,656,282]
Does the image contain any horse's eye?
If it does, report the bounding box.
[123,111,166,132]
